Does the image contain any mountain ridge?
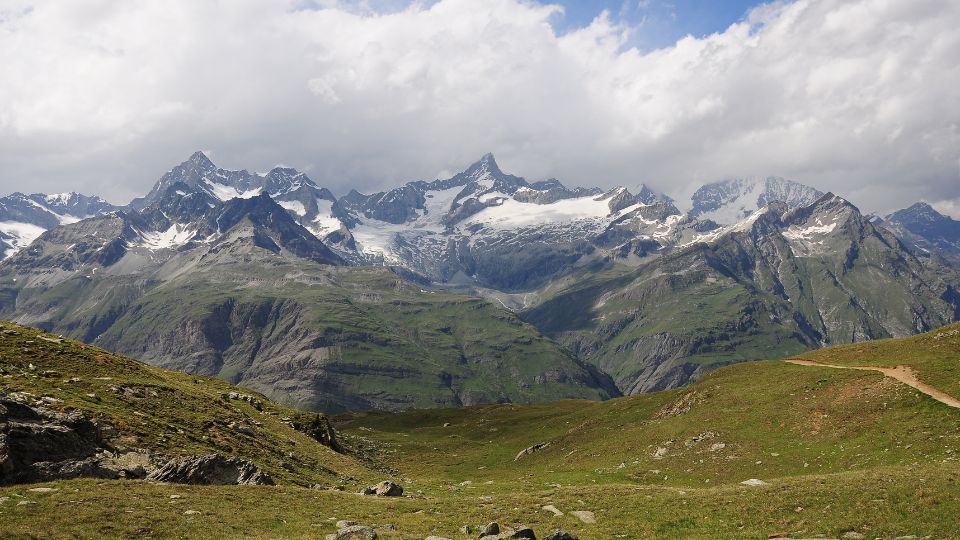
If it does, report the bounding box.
[1,152,958,410]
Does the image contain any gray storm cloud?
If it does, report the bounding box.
[0,0,958,216]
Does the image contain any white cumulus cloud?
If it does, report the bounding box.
[0,0,958,217]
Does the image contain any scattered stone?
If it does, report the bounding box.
[542,504,563,516]
[543,531,579,540]
[460,525,473,534]
[99,451,159,479]
[227,421,255,435]
[334,525,378,540]
[26,487,58,493]
[842,532,866,539]
[684,431,717,446]
[709,443,726,452]
[225,392,264,411]
[425,537,452,540]
[183,510,201,515]
[443,423,451,427]
[514,442,550,461]
[336,520,358,528]
[291,413,343,452]
[569,510,596,524]
[653,446,668,459]
[740,479,768,486]
[147,454,273,485]
[480,522,501,536]
[359,486,376,495]
[370,480,403,497]
[506,528,536,539]
[17,500,36,506]
[654,390,702,418]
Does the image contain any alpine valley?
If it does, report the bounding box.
[1,152,959,412]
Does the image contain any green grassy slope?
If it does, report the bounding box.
[2,322,959,538]
[0,320,373,488]
[338,333,960,490]
[3,262,617,413]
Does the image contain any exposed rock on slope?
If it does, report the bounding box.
[0,189,617,412]
[524,194,960,394]
[688,176,824,224]
[881,202,960,265]
[147,454,273,485]
[0,192,116,258]
[0,321,365,487]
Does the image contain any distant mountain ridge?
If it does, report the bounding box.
[0,151,958,409]
[524,192,960,394]
[880,202,960,265]
[689,176,825,224]
[0,192,117,258]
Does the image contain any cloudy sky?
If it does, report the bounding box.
[1,0,958,217]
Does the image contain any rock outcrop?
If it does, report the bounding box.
[360,480,403,496]
[147,453,273,485]
[0,393,157,484]
[1,393,272,486]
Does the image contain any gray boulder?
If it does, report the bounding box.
[543,532,579,540]
[333,525,378,540]
[372,480,403,496]
[514,443,549,461]
[480,522,501,536]
[147,453,273,485]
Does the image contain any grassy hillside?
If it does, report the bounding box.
[3,261,617,412]
[2,322,959,538]
[0,320,372,488]
[339,326,960,490]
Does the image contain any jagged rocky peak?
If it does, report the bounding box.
[208,192,343,265]
[689,176,824,224]
[635,183,673,205]
[135,151,337,212]
[597,186,680,215]
[887,202,955,227]
[445,153,527,194]
[187,150,215,169]
[472,152,499,175]
[782,192,857,224]
[883,201,960,263]
[0,191,119,259]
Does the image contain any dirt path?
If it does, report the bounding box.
[785,359,960,409]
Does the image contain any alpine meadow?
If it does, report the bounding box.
[1,1,959,539]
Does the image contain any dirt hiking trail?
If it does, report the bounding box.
[785,359,960,409]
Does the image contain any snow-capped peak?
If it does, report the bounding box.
[689,176,824,224]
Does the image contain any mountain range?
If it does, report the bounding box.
[0,151,958,411]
